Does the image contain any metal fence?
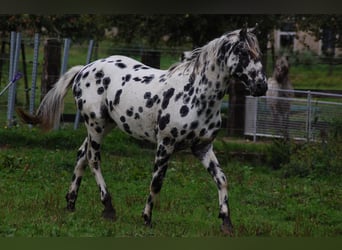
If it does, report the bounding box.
[245,89,342,142]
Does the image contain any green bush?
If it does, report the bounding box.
[266,136,342,178]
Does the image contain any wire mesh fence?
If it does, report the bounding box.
[245,89,342,142]
[0,33,187,128]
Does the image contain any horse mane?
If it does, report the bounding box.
[167,29,261,74]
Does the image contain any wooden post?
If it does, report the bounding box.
[0,41,7,86]
[227,80,246,137]
[41,38,61,100]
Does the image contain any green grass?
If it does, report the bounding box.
[0,126,341,237]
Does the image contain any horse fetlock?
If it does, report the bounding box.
[65,191,77,211]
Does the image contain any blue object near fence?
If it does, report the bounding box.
[0,72,23,97]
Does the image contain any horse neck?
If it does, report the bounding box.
[190,56,229,108]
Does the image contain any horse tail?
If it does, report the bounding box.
[17,65,84,131]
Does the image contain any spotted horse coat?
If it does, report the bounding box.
[17,27,268,235]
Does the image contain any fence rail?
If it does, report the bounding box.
[245,89,342,142]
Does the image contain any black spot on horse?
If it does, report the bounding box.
[115,62,127,69]
[184,83,191,92]
[161,88,175,109]
[146,99,154,108]
[144,92,152,99]
[171,127,178,138]
[190,121,199,130]
[100,105,111,120]
[95,70,104,79]
[188,87,195,96]
[207,161,218,176]
[123,123,132,134]
[180,105,189,117]
[97,87,104,95]
[208,122,215,130]
[142,75,154,84]
[162,137,171,146]
[82,71,89,79]
[103,77,111,89]
[120,116,126,123]
[95,126,102,134]
[217,90,225,100]
[114,89,123,105]
[126,107,134,117]
[91,140,100,151]
[159,113,170,130]
[199,128,207,136]
[73,86,82,99]
[186,131,196,140]
[133,64,142,70]
[77,99,83,110]
[75,72,82,83]
[125,74,131,82]
[90,112,96,119]
[134,113,140,120]
[175,92,183,102]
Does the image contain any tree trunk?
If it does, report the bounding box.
[227,80,246,137]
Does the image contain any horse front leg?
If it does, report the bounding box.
[192,143,233,235]
[142,142,173,227]
[66,137,88,211]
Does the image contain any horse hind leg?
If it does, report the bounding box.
[66,137,88,211]
[192,143,233,236]
[86,127,116,221]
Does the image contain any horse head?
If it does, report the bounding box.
[227,27,268,97]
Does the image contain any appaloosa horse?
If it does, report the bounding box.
[17,27,268,235]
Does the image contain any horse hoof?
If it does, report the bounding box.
[65,204,75,212]
[142,213,152,228]
[220,223,234,236]
[102,209,116,221]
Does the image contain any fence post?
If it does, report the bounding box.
[74,39,94,130]
[306,91,312,141]
[61,38,71,75]
[7,32,21,127]
[29,33,40,118]
[252,97,258,142]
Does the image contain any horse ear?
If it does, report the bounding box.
[239,27,248,40]
[248,23,259,35]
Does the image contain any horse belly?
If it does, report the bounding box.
[108,93,158,143]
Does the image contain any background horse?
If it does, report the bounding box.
[266,55,294,138]
[17,27,267,235]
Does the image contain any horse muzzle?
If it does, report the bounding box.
[250,79,268,97]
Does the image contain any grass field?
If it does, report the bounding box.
[0,126,341,237]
